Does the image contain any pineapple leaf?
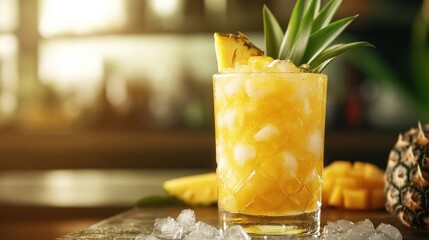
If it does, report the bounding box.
[312,0,342,32]
[279,0,308,59]
[314,0,321,17]
[310,41,374,72]
[263,5,284,58]
[261,0,373,72]
[312,58,335,73]
[303,15,358,63]
[288,0,318,65]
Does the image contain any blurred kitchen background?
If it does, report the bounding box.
[0,0,428,238]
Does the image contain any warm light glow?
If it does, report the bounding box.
[0,0,18,32]
[0,34,18,117]
[37,170,171,206]
[106,73,129,112]
[204,0,226,15]
[0,34,17,57]
[41,170,106,206]
[39,0,126,37]
[0,92,17,115]
[0,170,199,207]
[38,35,220,121]
[39,40,103,108]
[148,0,181,18]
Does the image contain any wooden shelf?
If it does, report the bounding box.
[0,129,397,170]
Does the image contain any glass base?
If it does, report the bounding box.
[219,209,320,239]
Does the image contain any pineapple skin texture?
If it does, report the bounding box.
[385,123,429,229]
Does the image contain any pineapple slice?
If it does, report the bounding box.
[163,173,217,206]
[323,161,386,210]
[214,32,264,72]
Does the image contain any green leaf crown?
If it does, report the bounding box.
[263,0,373,73]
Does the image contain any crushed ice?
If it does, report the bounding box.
[321,219,402,240]
[233,143,256,165]
[282,151,298,172]
[253,124,280,141]
[136,209,402,240]
[308,130,323,156]
[136,209,249,240]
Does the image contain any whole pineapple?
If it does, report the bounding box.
[385,123,429,228]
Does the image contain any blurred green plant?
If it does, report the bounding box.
[410,0,429,121]
[344,1,429,122]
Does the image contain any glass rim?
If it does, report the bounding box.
[213,72,327,77]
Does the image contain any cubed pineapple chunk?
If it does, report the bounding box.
[328,185,344,207]
[322,161,386,210]
[343,189,368,210]
[336,177,361,189]
[324,161,352,175]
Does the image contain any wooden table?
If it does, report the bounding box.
[57,206,428,240]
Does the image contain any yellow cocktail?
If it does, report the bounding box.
[213,60,327,236]
[212,0,371,235]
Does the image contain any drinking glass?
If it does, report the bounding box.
[213,72,327,238]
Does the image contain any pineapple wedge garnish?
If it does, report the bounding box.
[214,0,373,73]
[214,32,264,72]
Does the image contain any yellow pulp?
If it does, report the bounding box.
[214,71,327,216]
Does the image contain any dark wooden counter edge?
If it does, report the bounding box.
[57,206,429,240]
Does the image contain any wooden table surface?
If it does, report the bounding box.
[57,206,428,240]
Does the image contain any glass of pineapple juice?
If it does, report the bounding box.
[213,71,327,237]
